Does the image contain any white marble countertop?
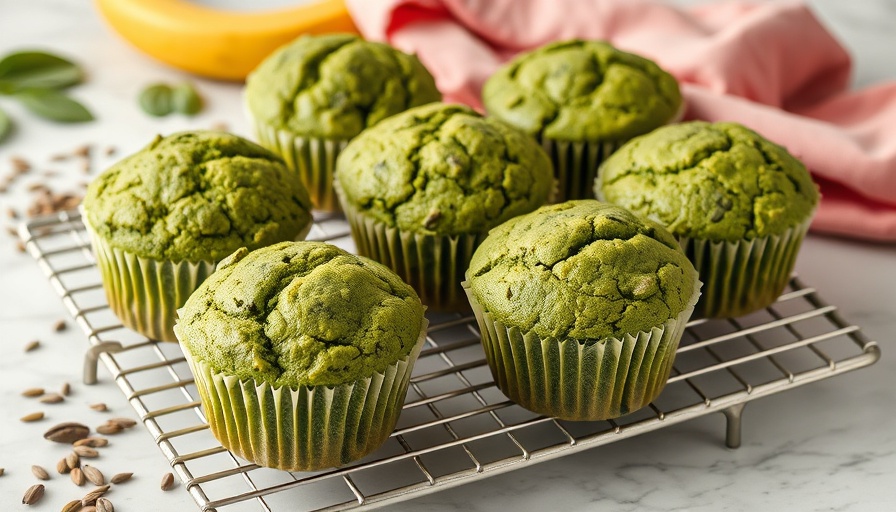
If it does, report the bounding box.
[1,1,894,511]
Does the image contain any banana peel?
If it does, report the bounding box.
[94,0,358,81]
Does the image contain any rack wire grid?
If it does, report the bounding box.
[19,209,880,512]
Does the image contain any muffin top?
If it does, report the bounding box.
[482,39,681,142]
[83,131,313,262]
[176,242,425,387]
[597,121,820,241]
[245,33,441,140]
[466,200,698,341]
[335,103,554,236]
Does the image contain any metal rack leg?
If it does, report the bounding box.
[722,403,747,449]
[83,341,124,384]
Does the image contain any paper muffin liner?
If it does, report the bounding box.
[678,218,812,319]
[251,118,349,213]
[542,102,685,203]
[84,223,217,343]
[538,137,623,203]
[337,191,484,312]
[463,281,700,421]
[177,321,427,472]
[83,214,312,342]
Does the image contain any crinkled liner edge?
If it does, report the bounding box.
[175,318,428,471]
[461,275,701,421]
[335,179,482,312]
[247,100,350,213]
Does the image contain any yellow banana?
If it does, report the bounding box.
[94,0,358,81]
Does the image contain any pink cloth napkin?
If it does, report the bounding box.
[346,0,896,242]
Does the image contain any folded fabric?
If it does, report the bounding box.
[346,0,896,242]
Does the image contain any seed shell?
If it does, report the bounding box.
[44,422,90,443]
[31,465,49,480]
[74,445,99,458]
[39,393,64,404]
[66,451,80,470]
[61,499,83,512]
[95,423,122,435]
[108,417,137,429]
[22,483,44,505]
[21,387,44,397]
[20,411,44,422]
[75,437,108,448]
[83,465,105,486]
[109,472,132,484]
[160,472,175,491]
[96,497,114,512]
[81,484,110,506]
[71,467,86,486]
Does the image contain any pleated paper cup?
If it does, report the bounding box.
[177,320,427,472]
[250,118,349,212]
[464,282,700,421]
[538,137,624,203]
[337,190,484,312]
[679,218,812,319]
[542,102,685,203]
[84,223,216,343]
[84,217,311,343]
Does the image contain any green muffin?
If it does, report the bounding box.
[596,121,819,318]
[175,241,426,471]
[335,102,554,310]
[483,39,682,202]
[83,130,313,342]
[245,33,442,211]
[464,200,700,421]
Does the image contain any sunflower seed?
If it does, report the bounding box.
[11,156,31,173]
[61,499,83,512]
[71,467,86,486]
[109,472,132,484]
[22,483,44,505]
[39,393,64,404]
[66,451,80,470]
[81,484,110,506]
[73,145,91,158]
[20,411,44,422]
[44,422,90,443]
[160,472,175,491]
[75,437,108,448]
[82,465,104,486]
[96,497,114,512]
[95,423,122,436]
[108,418,136,429]
[74,445,99,458]
[31,465,49,480]
[21,387,44,397]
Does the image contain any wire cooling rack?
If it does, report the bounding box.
[20,210,880,512]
